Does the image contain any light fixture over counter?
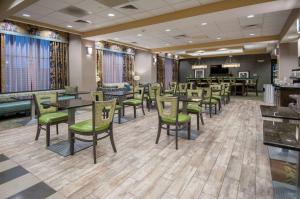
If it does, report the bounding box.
[222,55,240,68]
[192,65,207,69]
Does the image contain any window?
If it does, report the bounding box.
[5,34,50,92]
[102,50,124,83]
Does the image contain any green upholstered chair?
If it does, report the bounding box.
[221,83,231,104]
[186,89,204,130]
[69,99,117,164]
[91,91,122,124]
[123,86,145,118]
[178,83,187,95]
[147,83,161,111]
[164,82,177,95]
[246,78,258,96]
[156,95,191,149]
[33,93,68,147]
[202,87,219,118]
[210,84,223,111]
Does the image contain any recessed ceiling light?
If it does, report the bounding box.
[22,13,30,17]
[108,13,115,17]
[165,29,171,32]
[166,43,170,46]
[217,37,221,40]
[188,41,193,43]
[67,25,73,28]
[249,33,255,36]
[88,11,93,15]
[86,20,92,24]
[247,14,255,18]
[137,34,142,37]
[201,22,207,26]
[218,48,228,51]
[114,37,119,40]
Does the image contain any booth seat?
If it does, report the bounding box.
[102,82,131,91]
[0,89,76,117]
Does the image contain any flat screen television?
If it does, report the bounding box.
[210,65,229,76]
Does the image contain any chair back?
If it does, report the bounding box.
[210,84,222,96]
[149,84,161,98]
[65,86,78,94]
[33,93,57,116]
[93,99,116,131]
[156,95,178,122]
[178,83,187,93]
[170,82,177,93]
[222,83,230,95]
[187,89,203,98]
[133,86,145,100]
[91,91,104,101]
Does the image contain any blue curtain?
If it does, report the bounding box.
[5,34,50,92]
[102,50,124,83]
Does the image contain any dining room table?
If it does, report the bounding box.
[41,99,93,156]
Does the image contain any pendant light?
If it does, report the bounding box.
[192,58,207,69]
[222,55,240,68]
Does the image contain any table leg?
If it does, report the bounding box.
[31,100,36,120]
[68,108,76,140]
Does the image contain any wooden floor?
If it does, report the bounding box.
[0,97,273,199]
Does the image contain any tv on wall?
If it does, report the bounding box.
[210,65,229,76]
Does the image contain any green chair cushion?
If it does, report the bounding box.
[161,113,191,124]
[212,95,222,100]
[69,120,110,133]
[123,99,143,106]
[39,112,68,125]
[105,105,121,110]
[187,103,202,113]
[202,99,218,104]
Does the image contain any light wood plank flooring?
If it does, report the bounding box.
[0,97,273,199]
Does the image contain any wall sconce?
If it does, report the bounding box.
[86,47,93,55]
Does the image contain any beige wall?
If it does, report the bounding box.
[134,50,156,83]
[69,34,96,99]
[278,42,298,83]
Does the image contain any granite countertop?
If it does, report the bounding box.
[260,105,300,120]
[274,84,300,89]
[263,120,300,151]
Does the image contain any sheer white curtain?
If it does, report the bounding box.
[5,35,50,92]
[102,50,124,83]
[164,58,173,88]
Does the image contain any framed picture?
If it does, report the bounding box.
[238,71,249,78]
[195,69,205,78]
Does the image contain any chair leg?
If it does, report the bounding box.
[35,124,41,141]
[188,122,191,139]
[93,134,97,164]
[155,121,161,144]
[46,125,50,147]
[200,113,204,125]
[209,105,212,118]
[133,105,136,118]
[256,87,258,96]
[215,105,217,114]
[196,113,199,130]
[109,126,117,153]
[56,124,59,135]
[175,124,178,150]
[218,101,221,111]
[118,109,121,124]
[167,124,170,135]
[147,100,151,112]
[141,103,145,115]
[70,131,75,155]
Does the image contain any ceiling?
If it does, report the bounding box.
[6,0,300,55]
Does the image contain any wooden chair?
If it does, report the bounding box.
[155,95,191,149]
[123,86,145,118]
[246,78,258,96]
[33,93,68,147]
[69,99,117,164]
[186,89,204,130]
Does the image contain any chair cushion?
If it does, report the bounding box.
[105,105,121,110]
[187,103,202,113]
[69,120,110,133]
[161,113,191,124]
[212,95,222,100]
[39,112,68,125]
[123,99,142,105]
[202,99,218,104]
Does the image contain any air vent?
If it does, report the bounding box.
[95,0,131,7]
[174,34,187,39]
[243,24,260,30]
[59,6,89,18]
[75,20,90,24]
[120,4,138,9]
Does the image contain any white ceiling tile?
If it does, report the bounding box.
[148,7,175,15]
[171,0,200,10]
[132,0,168,11]
[36,0,69,11]
[75,0,108,13]
[23,4,54,16]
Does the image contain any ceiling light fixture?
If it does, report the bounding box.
[22,13,31,17]
[247,14,255,18]
[165,29,171,32]
[192,58,207,69]
[222,55,240,68]
[67,25,73,28]
[137,34,142,37]
[218,48,228,51]
[217,37,221,40]
[249,33,255,36]
[108,13,115,17]
[201,22,207,26]
[188,41,193,43]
